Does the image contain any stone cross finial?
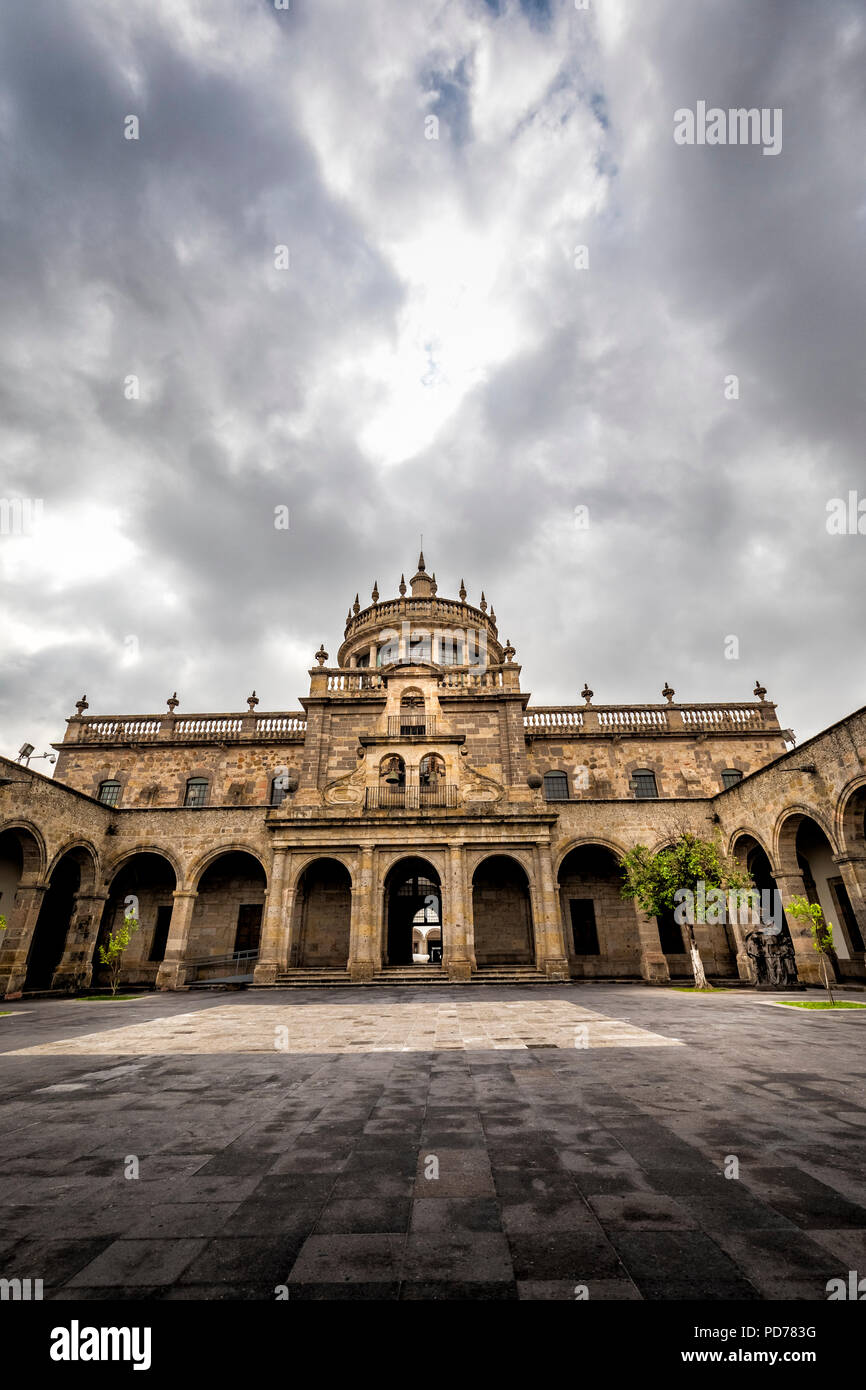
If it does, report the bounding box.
[503,639,516,663]
[315,644,329,667]
[166,692,179,714]
[754,679,767,701]
[662,682,675,704]
[581,684,594,705]
[74,694,89,716]
[247,691,259,711]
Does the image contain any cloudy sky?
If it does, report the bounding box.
[1,0,864,763]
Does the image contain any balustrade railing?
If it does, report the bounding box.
[364,783,457,810]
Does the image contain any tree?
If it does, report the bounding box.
[786,896,835,1004]
[620,832,754,990]
[97,911,139,997]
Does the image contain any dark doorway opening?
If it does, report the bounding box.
[25,855,80,990]
[385,858,441,966]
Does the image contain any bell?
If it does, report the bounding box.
[384,765,402,784]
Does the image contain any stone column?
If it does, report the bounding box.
[774,870,830,985]
[832,853,866,950]
[533,844,570,980]
[634,904,670,983]
[253,847,292,985]
[445,844,473,982]
[348,846,378,982]
[155,889,198,989]
[0,882,47,998]
[52,891,109,992]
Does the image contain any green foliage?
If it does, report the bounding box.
[98,912,139,996]
[779,1000,865,1010]
[620,832,753,919]
[0,913,6,931]
[786,895,833,954]
[786,896,835,1002]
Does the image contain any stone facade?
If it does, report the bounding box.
[1,554,864,995]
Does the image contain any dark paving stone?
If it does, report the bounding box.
[507,1231,624,1280]
[287,1234,404,1285]
[607,1230,755,1289]
[316,1198,412,1234]
[402,1232,513,1282]
[410,1198,502,1233]
[67,1238,207,1287]
[179,1236,307,1285]
[400,1281,517,1299]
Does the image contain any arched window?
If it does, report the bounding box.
[98,780,121,807]
[379,755,405,786]
[722,769,743,789]
[420,753,446,785]
[184,777,209,808]
[399,690,425,736]
[543,771,569,802]
[632,770,658,800]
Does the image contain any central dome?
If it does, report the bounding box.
[337,554,503,670]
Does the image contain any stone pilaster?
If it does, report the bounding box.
[533,843,570,980]
[155,889,198,989]
[0,882,47,997]
[253,847,292,985]
[774,870,831,985]
[832,852,866,944]
[52,891,109,992]
[635,904,670,983]
[445,844,473,982]
[348,846,377,981]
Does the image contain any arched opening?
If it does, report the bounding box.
[472,855,534,966]
[190,851,267,964]
[731,833,797,983]
[24,847,94,991]
[781,814,864,980]
[378,754,406,807]
[94,853,178,987]
[399,689,426,736]
[0,828,40,923]
[384,857,441,967]
[292,858,352,968]
[557,844,638,977]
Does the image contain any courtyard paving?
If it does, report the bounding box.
[0,984,864,1301]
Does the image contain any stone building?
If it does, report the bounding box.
[1,554,864,996]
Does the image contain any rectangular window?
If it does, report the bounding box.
[722,770,743,789]
[149,905,173,962]
[98,782,120,806]
[185,780,208,808]
[234,904,263,955]
[569,899,600,955]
